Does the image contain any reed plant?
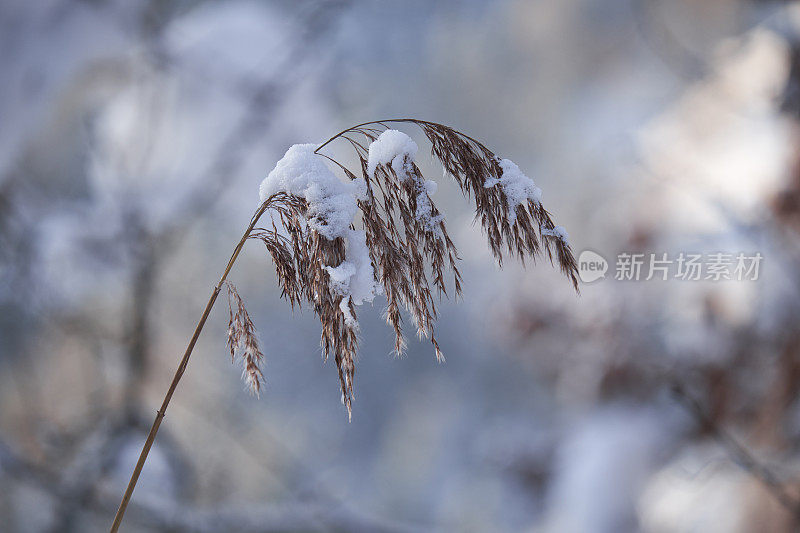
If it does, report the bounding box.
[110,119,579,531]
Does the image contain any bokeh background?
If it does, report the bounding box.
[3,0,800,531]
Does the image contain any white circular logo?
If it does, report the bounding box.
[578,250,608,283]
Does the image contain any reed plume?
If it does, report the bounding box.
[110,119,578,532]
[225,281,265,396]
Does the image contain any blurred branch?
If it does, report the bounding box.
[631,0,708,80]
[47,422,119,533]
[122,0,354,411]
[632,0,789,81]
[2,2,358,531]
[157,0,354,244]
[0,433,422,533]
[670,381,800,519]
[112,497,424,533]
[0,436,57,487]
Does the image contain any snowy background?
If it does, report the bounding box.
[2,0,800,531]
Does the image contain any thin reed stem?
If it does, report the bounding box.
[110,117,579,530]
[109,197,277,532]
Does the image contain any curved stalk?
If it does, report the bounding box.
[313,118,488,155]
[109,197,277,532]
[110,116,580,530]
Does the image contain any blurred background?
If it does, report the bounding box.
[3,0,800,531]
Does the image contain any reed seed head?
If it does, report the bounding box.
[225,281,265,396]
[235,120,578,418]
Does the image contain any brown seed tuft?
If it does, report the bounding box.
[224,281,265,396]
[242,120,579,417]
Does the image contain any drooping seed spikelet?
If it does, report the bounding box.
[225,281,265,396]
[240,120,579,418]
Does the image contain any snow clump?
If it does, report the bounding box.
[367,129,418,180]
[484,158,543,225]
[259,144,381,328]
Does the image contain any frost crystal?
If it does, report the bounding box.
[367,129,419,179]
[259,144,381,327]
[484,158,543,225]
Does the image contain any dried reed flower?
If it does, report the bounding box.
[224,281,264,396]
[112,119,580,531]
[240,119,579,417]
